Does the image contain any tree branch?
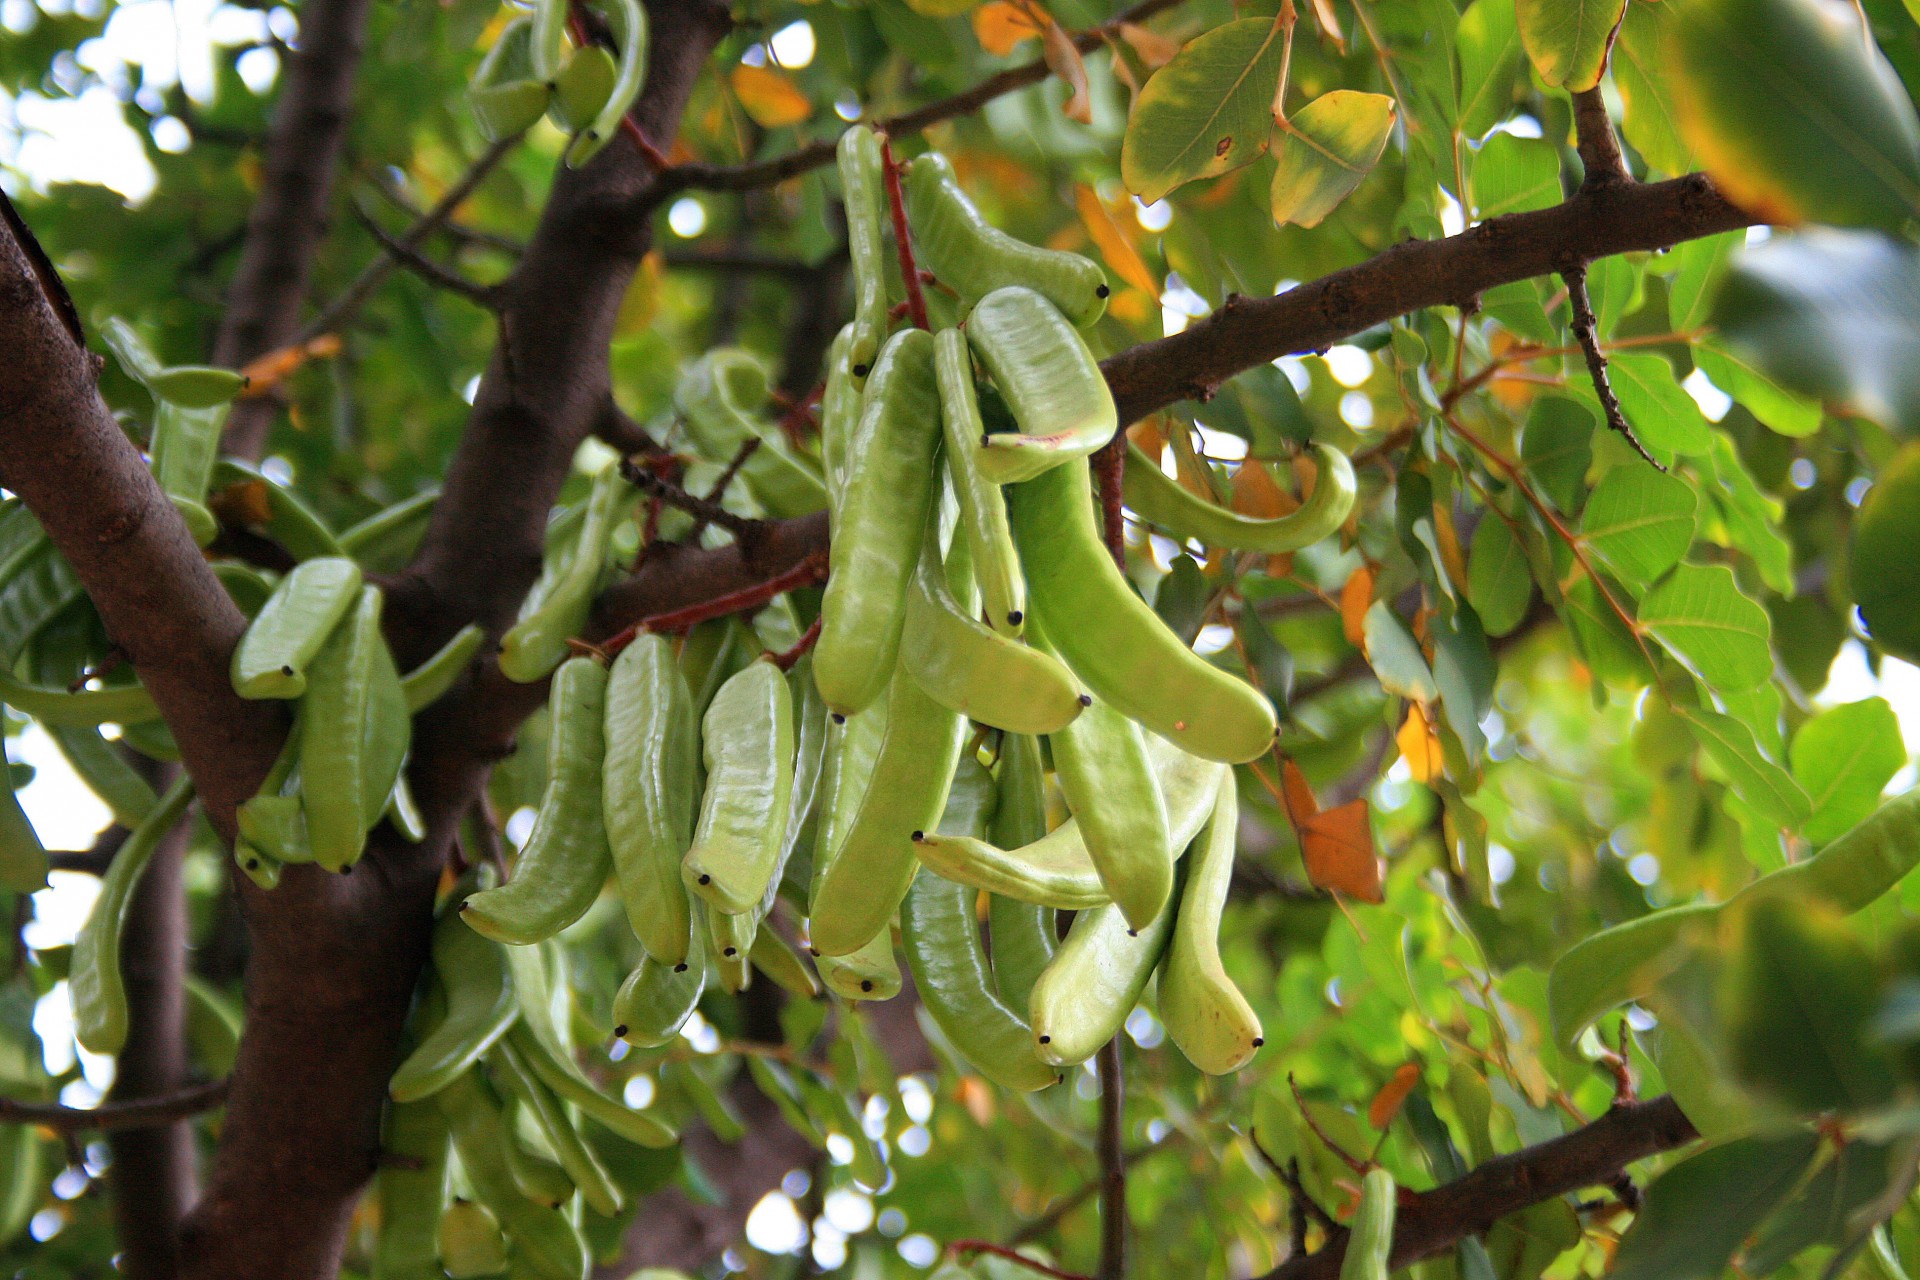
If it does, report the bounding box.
[0,1079,228,1133]
[1571,87,1631,189]
[1260,1096,1699,1279]
[211,0,375,460]
[353,201,502,309]
[1095,1038,1127,1280]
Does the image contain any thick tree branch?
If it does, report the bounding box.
[1098,174,1753,427]
[1095,1038,1127,1280]
[1262,1096,1699,1279]
[212,0,375,459]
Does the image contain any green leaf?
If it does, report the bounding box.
[1562,575,1654,686]
[1714,230,1920,435]
[1701,435,1793,597]
[1548,901,1720,1050]
[1432,603,1496,763]
[1680,705,1811,830]
[1270,91,1398,228]
[1514,0,1626,90]
[1746,1141,1903,1276]
[1363,601,1439,703]
[1667,0,1920,229]
[1467,513,1533,637]
[1579,465,1697,591]
[1852,442,1920,664]
[1469,133,1561,220]
[1640,562,1774,695]
[1153,554,1211,645]
[1608,1132,1822,1280]
[1723,895,1898,1113]
[1791,698,1907,846]
[1120,18,1290,204]
[1612,1,1693,176]
[1668,230,1740,335]
[1457,0,1522,139]
[1607,351,1713,459]
[1692,340,1822,438]
[1521,395,1595,513]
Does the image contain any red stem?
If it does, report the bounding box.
[880,135,930,330]
[1093,435,1126,568]
[768,615,823,671]
[602,550,830,655]
[776,382,824,446]
[952,1242,1094,1280]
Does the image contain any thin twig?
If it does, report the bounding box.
[1561,264,1659,468]
[1289,1074,1369,1175]
[661,248,830,278]
[596,398,672,458]
[1096,1037,1127,1280]
[1251,1132,1340,1241]
[0,1079,229,1132]
[654,0,1189,196]
[880,135,929,331]
[353,202,500,309]
[297,136,517,343]
[601,551,831,655]
[689,437,762,541]
[953,1242,1096,1280]
[366,175,526,254]
[768,616,823,671]
[619,457,764,541]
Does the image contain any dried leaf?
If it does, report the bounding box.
[1231,458,1298,519]
[1043,18,1093,123]
[1368,1063,1421,1129]
[1119,20,1181,67]
[1280,757,1320,825]
[974,1,1043,56]
[1341,563,1376,649]
[731,65,811,128]
[1301,799,1382,902]
[1308,0,1345,52]
[1432,504,1470,593]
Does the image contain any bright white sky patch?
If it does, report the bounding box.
[768,20,814,69]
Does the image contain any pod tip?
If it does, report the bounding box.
[614,1025,628,1038]
[1008,610,1023,625]
[723,947,737,957]
[910,830,925,842]
[1252,1038,1265,1048]
[860,980,874,992]
[1078,694,1092,707]
[831,712,846,725]
[1095,284,1110,298]
[697,874,711,885]
[853,364,869,377]
[1037,1034,1050,1044]
[674,962,688,973]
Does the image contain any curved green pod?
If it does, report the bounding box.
[372,1096,451,1280]
[809,690,889,908]
[916,733,1224,910]
[901,528,1083,735]
[817,926,901,1001]
[935,327,1026,635]
[437,1199,507,1280]
[231,556,363,700]
[603,634,695,965]
[820,326,861,509]
[682,660,794,915]
[1031,613,1170,929]
[390,911,517,1102]
[152,402,230,546]
[808,661,966,956]
[400,624,487,714]
[1339,1169,1396,1280]
[500,461,636,684]
[146,365,248,408]
[436,1072,591,1280]
[1157,773,1262,1074]
[749,926,821,997]
[51,726,157,828]
[813,329,940,715]
[299,584,409,871]
[1028,884,1178,1067]
[499,1107,575,1207]
[565,0,647,168]
[1122,442,1357,554]
[904,153,1108,327]
[1009,457,1277,763]
[464,658,612,944]
[237,792,313,864]
[487,1036,624,1217]
[613,930,708,1047]
[707,896,757,965]
[0,666,160,727]
[965,286,1118,484]
[212,459,343,561]
[838,127,891,374]
[338,487,440,566]
[71,777,194,1055]
[985,734,1056,1012]
[549,44,615,135]
[469,16,550,141]
[529,0,569,82]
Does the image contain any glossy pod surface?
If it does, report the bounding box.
[1028,874,1180,1065]
[603,634,696,964]
[499,461,635,684]
[1158,773,1263,1073]
[1010,457,1277,763]
[462,658,612,944]
[1122,442,1358,554]
[965,286,1117,485]
[904,153,1108,327]
[436,1073,590,1280]
[614,924,708,1047]
[984,734,1057,1012]
[837,127,890,373]
[1339,1169,1396,1280]
[231,556,363,699]
[299,584,409,871]
[813,329,940,715]
[390,908,517,1102]
[682,660,794,915]
[935,327,1025,634]
[371,1097,449,1280]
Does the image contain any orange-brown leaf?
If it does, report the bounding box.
[1367,1063,1421,1129]
[1128,417,1168,456]
[1042,18,1093,123]
[1118,20,1181,67]
[731,65,811,129]
[1340,563,1376,649]
[1231,458,1299,519]
[1075,186,1159,297]
[1280,757,1319,825]
[1300,798,1381,902]
[974,1,1043,55]
[1433,502,1470,593]
[1397,704,1442,784]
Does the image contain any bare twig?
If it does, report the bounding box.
[689,438,762,541]
[1561,263,1660,468]
[661,248,830,277]
[595,397,672,458]
[618,457,764,541]
[880,134,930,331]
[352,202,501,309]
[0,1079,229,1133]
[1289,1075,1369,1175]
[1251,1133,1340,1242]
[1095,1038,1127,1280]
[768,616,823,672]
[1093,437,1127,568]
[601,551,831,655]
[953,1241,1096,1280]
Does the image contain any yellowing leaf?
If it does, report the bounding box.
[904,0,982,16]
[1368,1063,1421,1129]
[1121,17,1290,204]
[731,65,811,129]
[1075,186,1159,297]
[1515,0,1626,91]
[1118,21,1180,67]
[1230,458,1297,520]
[1398,704,1443,784]
[1341,563,1376,650]
[974,1,1043,56]
[1270,90,1397,228]
[1043,18,1092,123]
[615,251,664,337]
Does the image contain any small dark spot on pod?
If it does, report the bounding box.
[1127,928,1138,938]
[809,947,820,957]
[1252,1038,1265,1047]
[1095,283,1110,298]
[860,980,874,992]
[246,859,260,870]
[614,1025,628,1038]
[853,363,870,377]
[831,712,846,725]
[697,874,711,885]
[1078,694,1093,707]
[1038,1034,1051,1044]
[910,830,925,842]
[458,901,469,909]
[723,947,737,957]
[981,434,992,447]
[280,664,295,676]
[674,962,689,972]
[1008,610,1024,625]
